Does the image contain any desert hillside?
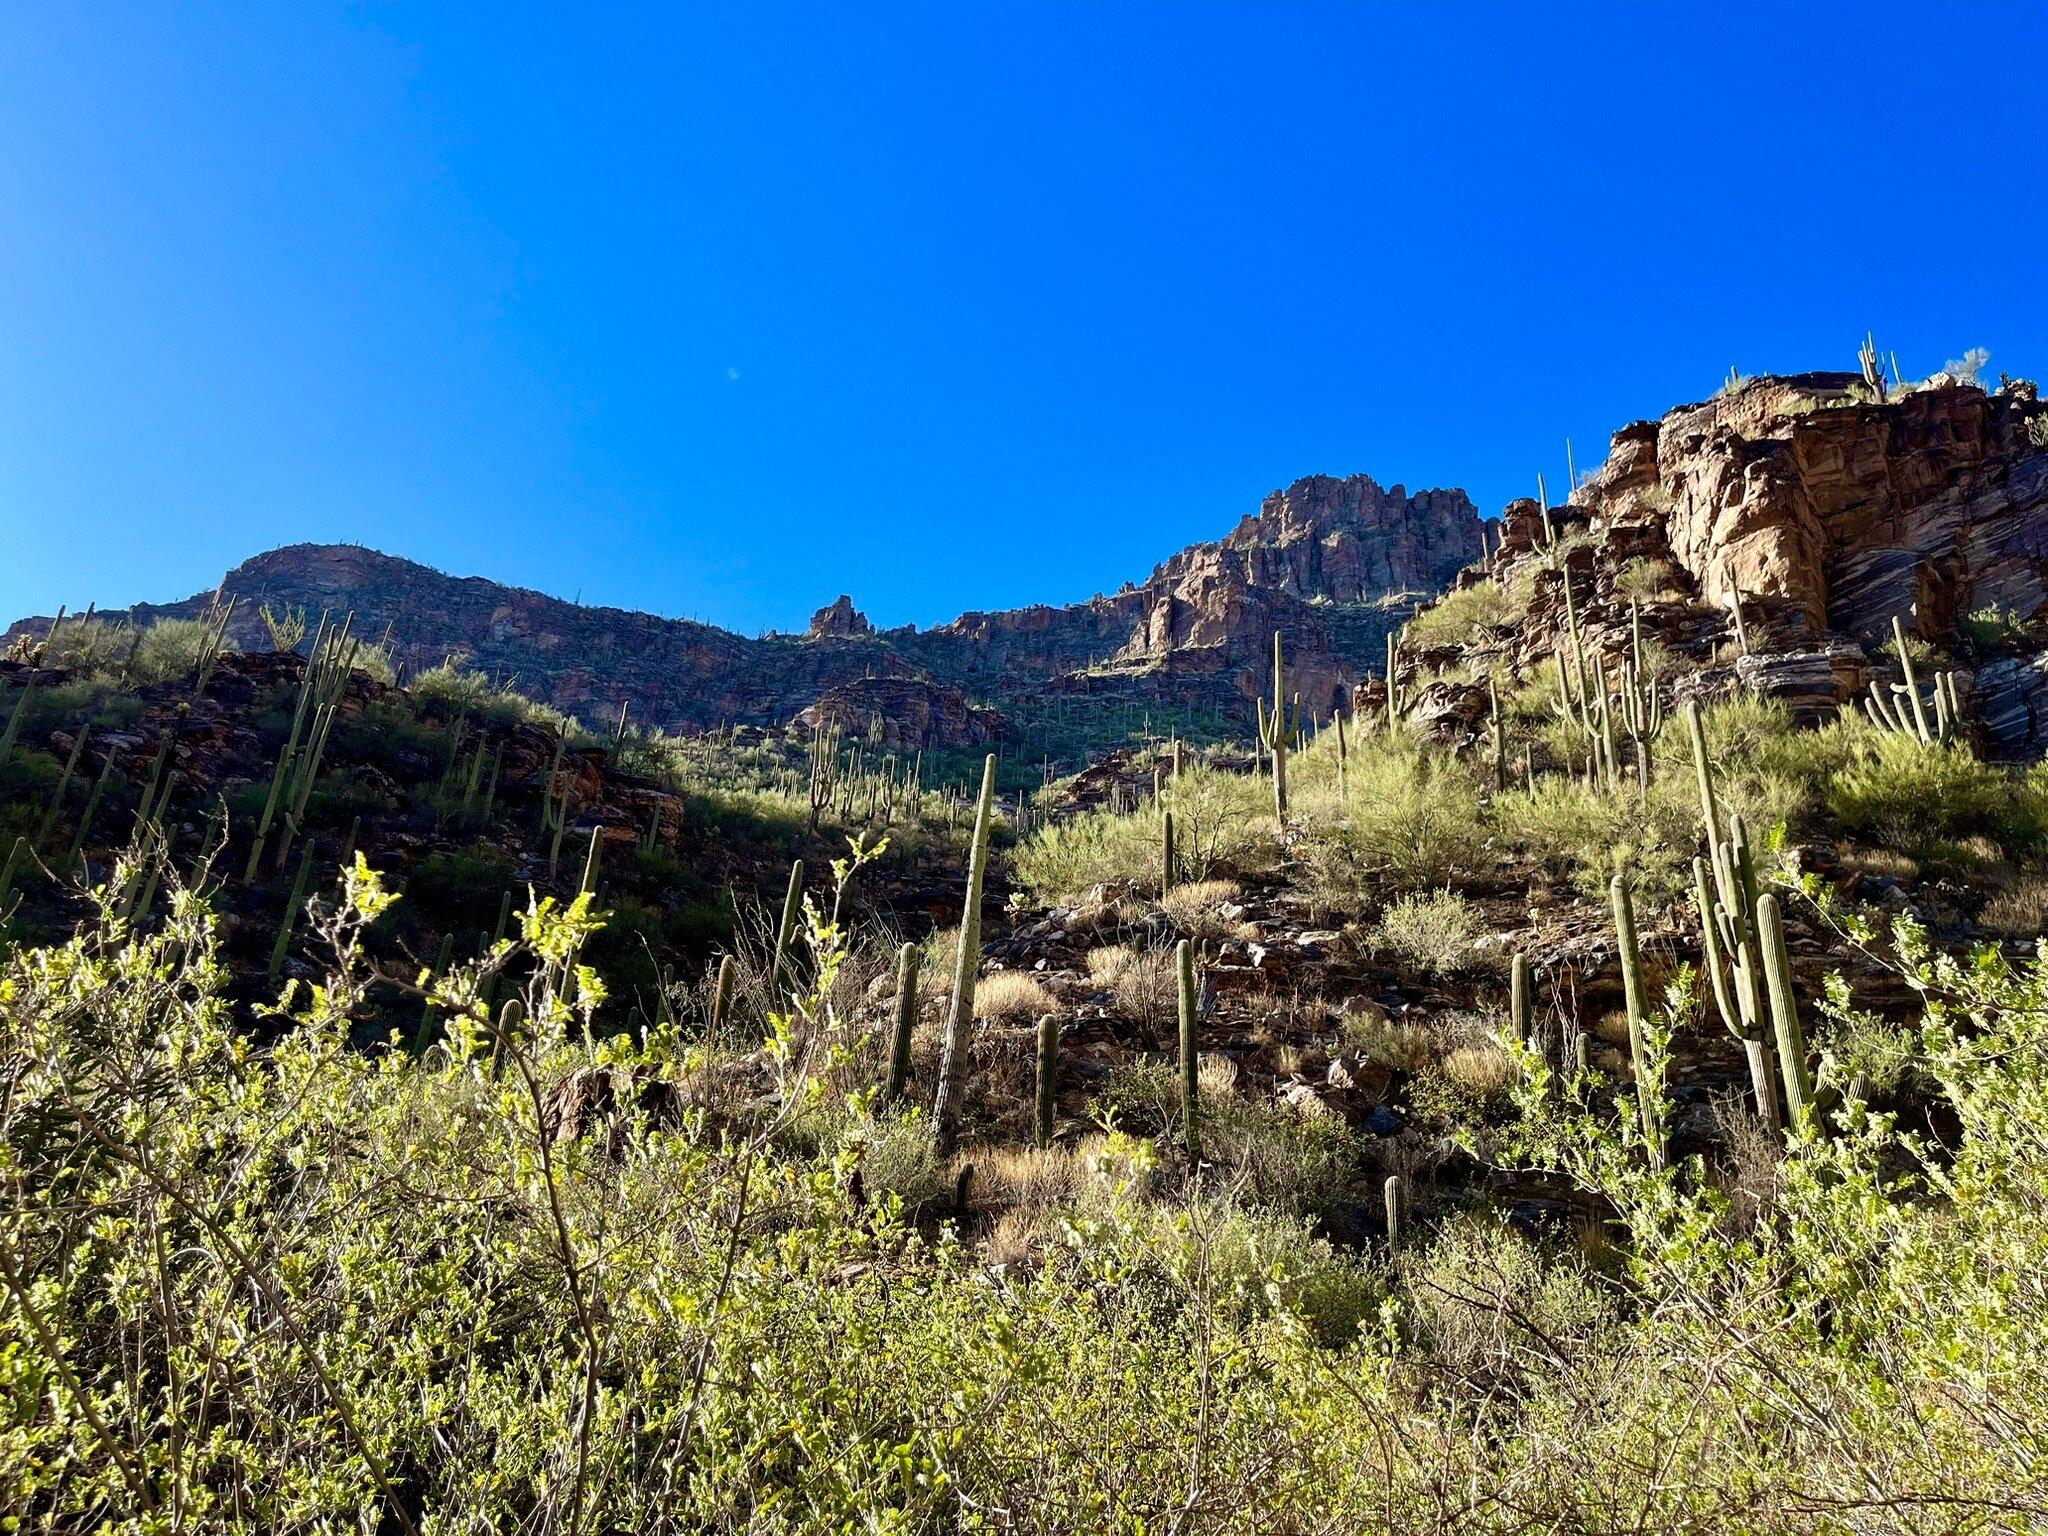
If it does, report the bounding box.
[6,363,2048,1530]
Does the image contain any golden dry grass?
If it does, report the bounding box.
[1086,944,1176,1023]
[975,971,1055,1024]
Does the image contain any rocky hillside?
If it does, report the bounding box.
[1390,372,2048,754]
[5,474,1481,763]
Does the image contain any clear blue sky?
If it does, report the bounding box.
[4,4,2043,635]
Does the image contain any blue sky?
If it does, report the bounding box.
[3,3,2043,634]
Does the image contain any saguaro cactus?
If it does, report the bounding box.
[1034,1013,1059,1148]
[1177,938,1200,1158]
[1757,893,1821,1132]
[1864,615,1962,745]
[886,942,918,1101]
[932,754,998,1157]
[1384,1174,1404,1249]
[1610,874,1666,1172]
[768,859,804,1004]
[1685,700,1784,1132]
[1510,952,1533,1053]
[1256,631,1290,825]
[709,952,737,1035]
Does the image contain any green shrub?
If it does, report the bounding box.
[1370,889,1484,976]
[1403,581,1521,649]
[129,617,222,685]
[1296,736,1489,901]
[1826,736,2023,853]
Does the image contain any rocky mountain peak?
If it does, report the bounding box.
[1154,473,1482,607]
[808,595,873,640]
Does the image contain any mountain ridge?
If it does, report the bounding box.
[7,472,1483,758]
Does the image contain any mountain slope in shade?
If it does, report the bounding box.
[8,473,1482,757]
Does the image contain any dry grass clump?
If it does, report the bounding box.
[1086,944,1176,1023]
[975,971,1055,1025]
[1837,845,1921,881]
[1344,1016,1440,1074]
[1160,879,1252,941]
[1440,1042,1516,1095]
[1981,874,2048,938]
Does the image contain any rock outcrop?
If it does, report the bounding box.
[794,677,1004,750]
[1577,373,2048,644]
[808,596,873,640]
[1403,372,2048,753]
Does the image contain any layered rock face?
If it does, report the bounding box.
[1404,373,2048,754]
[1579,374,2048,643]
[10,473,1480,755]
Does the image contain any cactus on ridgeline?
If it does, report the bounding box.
[933,754,998,1157]
[1858,330,1887,401]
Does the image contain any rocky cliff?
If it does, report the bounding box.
[1382,372,2048,756]
[8,474,1481,758]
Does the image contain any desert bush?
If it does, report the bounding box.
[1825,735,2021,853]
[38,617,130,674]
[1370,889,1483,977]
[1016,763,1275,904]
[7,841,2048,1528]
[1611,556,1684,604]
[1160,877,1249,940]
[1403,581,1520,648]
[1087,943,1176,1024]
[1297,736,1489,902]
[128,616,221,684]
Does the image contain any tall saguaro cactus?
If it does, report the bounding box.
[1177,938,1202,1158]
[1685,700,1783,1131]
[1255,631,1290,826]
[886,942,918,1101]
[768,859,804,1005]
[933,754,997,1157]
[1610,874,1666,1172]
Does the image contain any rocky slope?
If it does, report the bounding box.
[1388,373,2048,753]
[6,474,1481,761]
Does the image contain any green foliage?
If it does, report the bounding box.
[4,852,2048,1526]
[1370,888,1483,976]
[1825,733,2026,854]
[128,616,223,684]
[1958,602,2036,653]
[1014,762,1273,903]
[1402,579,1521,648]
[410,658,580,734]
